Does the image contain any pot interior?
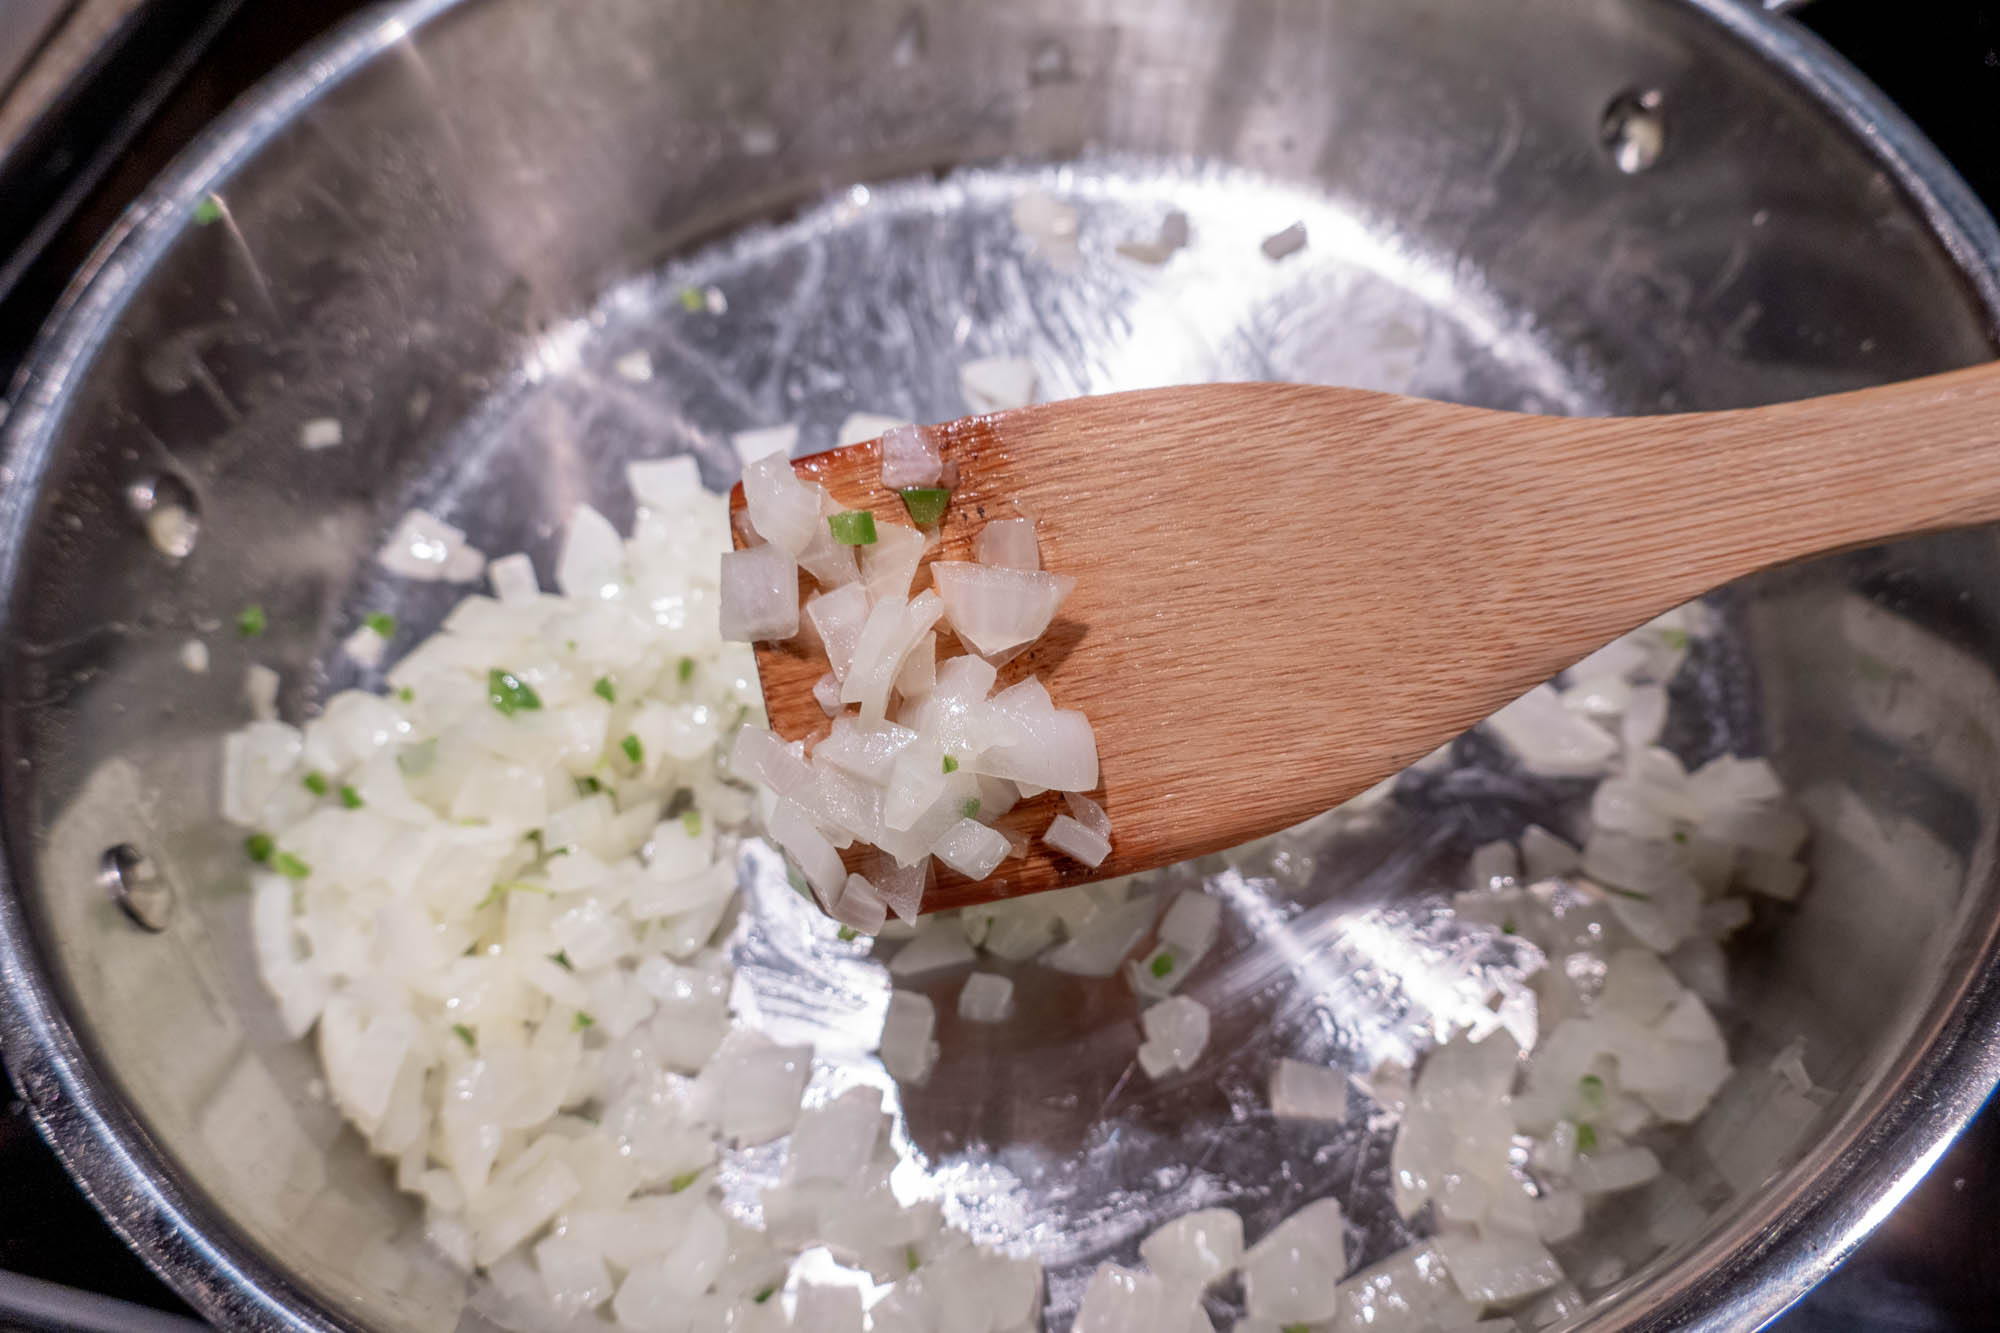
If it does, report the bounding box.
[6,1,2000,1330]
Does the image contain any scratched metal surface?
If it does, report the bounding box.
[8,1,2000,1332]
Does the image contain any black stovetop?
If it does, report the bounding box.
[3,1,2000,1329]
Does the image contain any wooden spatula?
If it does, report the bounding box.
[732,365,2000,912]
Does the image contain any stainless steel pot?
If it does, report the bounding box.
[6,1,2000,1329]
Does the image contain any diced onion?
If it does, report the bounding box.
[879,990,938,1084]
[1270,1059,1349,1122]
[1043,896,1157,977]
[861,523,928,602]
[486,552,540,604]
[741,453,823,556]
[1044,813,1110,867]
[957,972,1015,1023]
[1139,1208,1243,1289]
[1485,683,1618,777]
[930,561,1075,657]
[1138,995,1210,1076]
[556,503,624,600]
[1062,791,1111,838]
[378,508,486,583]
[889,919,977,976]
[1434,1230,1563,1305]
[718,544,799,642]
[934,818,1011,880]
[813,672,843,716]
[879,424,943,489]
[806,583,871,681]
[1520,824,1580,881]
[1243,1198,1344,1324]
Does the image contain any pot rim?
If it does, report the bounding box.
[1,2,1996,1330]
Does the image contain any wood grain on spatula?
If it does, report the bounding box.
[733,366,2000,912]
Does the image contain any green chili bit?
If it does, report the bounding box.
[681,808,702,838]
[235,604,267,637]
[837,925,858,942]
[245,832,274,863]
[898,487,951,526]
[363,611,397,637]
[668,1168,701,1193]
[593,676,616,703]
[678,285,704,312]
[621,734,644,765]
[957,797,981,820]
[339,784,364,809]
[487,668,542,716]
[549,949,573,970]
[192,195,224,226]
[575,776,603,797]
[397,686,415,703]
[452,1023,475,1048]
[302,771,329,796]
[1149,952,1175,978]
[677,656,695,684]
[273,851,310,880]
[1576,1122,1599,1153]
[1578,1073,1608,1108]
[827,510,878,545]
[941,755,958,774]
[753,1287,775,1304]
[572,1011,596,1031]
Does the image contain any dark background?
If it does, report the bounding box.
[2,0,2000,1329]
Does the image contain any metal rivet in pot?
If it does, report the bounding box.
[100,844,171,931]
[1601,89,1667,174]
[125,472,201,559]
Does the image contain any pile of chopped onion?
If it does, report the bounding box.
[238,425,1813,1330]
[233,465,1040,1328]
[720,431,1108,924]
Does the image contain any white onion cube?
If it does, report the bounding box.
[974,516,1040,570]
[958,972,1015,1023]
[741,452,823,556]
[931,561,1074,657]
[889,920,976,977]
[879,423,943,489]
[719,545,799,642]
[1243,1198,1345,1324]
[1434,1229,1564,1305]
[785,1086,885,1185]
[1139,996,1210,1076]
[1140,1208,1243,1289]
[935,818,1011,880]
[1044,814,1110,868]
[1270,1059,1348,1123]
[880,990,938,1085]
